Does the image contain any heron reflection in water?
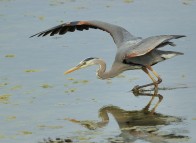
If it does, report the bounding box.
[31,20,185,113]
[64,93,188,143]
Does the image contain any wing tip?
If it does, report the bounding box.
[29,21,89,38]
[29,34,36,38]
[174,35,186,39]
[29,33,43,38]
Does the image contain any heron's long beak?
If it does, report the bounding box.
[64,65,82,75]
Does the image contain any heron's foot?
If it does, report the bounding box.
[132,85,146,94]
[132,85,140,95]
[132,85,140,91]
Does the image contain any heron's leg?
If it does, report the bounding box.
[139,93,163,113]
[143,85,159,114]
[132,87,163,114]
[150,93,163,114]
[146,66,162,85]
[132,66,162,91]
[132,67,156,91]
[132,67,160,113]
[142,67,158,109]
[142,66,164,114]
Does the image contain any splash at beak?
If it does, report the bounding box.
[64,65,81,75]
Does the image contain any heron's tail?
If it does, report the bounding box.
[160,50,184,59]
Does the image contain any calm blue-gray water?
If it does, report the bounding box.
[0,0,196,143]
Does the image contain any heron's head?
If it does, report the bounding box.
[64,57,99,75]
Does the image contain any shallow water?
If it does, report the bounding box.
[0,0,196,143]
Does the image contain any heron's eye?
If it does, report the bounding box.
[79,60,86,65]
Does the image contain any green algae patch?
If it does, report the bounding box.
[0,82,8,87]
[5,54,15,58]
[38,16,45,21]
[10,85,22,90]
[6,116,16,121]
[64,88,77,94]
[72,81,80,84]
[24,69,40,73]
[0,134,5,139]
[72,80,89,84]
[40,84,53,89]
[38,125,63,129]
[19,131,32,135]
[0,94,11,103]
[64,78,89,94]
[70,88,76,92]
[67,78,75,81]
[81,80,88,83]
[66,77,89,85]
[123,0,134,3]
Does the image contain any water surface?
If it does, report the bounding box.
[0,0,196,142]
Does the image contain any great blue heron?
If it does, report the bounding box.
[31,20,185,94]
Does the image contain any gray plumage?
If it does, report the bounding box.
[31,20,185,93]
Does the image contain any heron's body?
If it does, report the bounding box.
[31,20,185,113]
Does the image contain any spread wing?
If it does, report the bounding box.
[30,20,138,48]
[125,35,186,58]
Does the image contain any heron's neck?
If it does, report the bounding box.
[94,59,119,79]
